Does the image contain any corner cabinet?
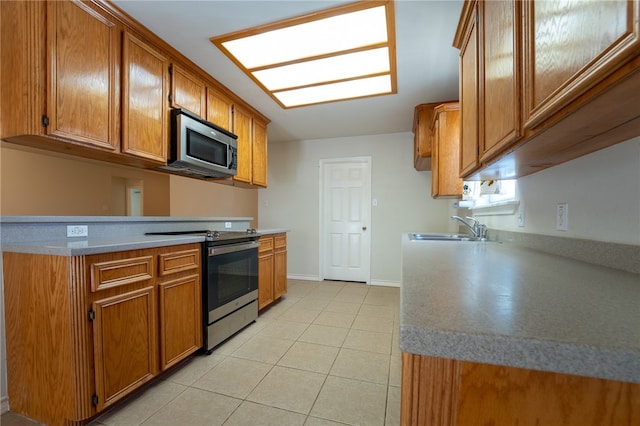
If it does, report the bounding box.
[2,243,202,426]
[258,233,287,310]
[453,0,640,180]
[431,103,463,198]
[401,353,640,425]
[412,103,436,171]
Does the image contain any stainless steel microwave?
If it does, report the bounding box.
[158,108,238,179]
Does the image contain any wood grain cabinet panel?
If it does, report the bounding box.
[258,233,287,310]
[206,86,234,131]
[251,117,269,188]
[412,104,437,171]
[233,104,253,185]
[90,255,153,292]
[170,63,206,117]
[46,0,120,150]
[158,248,199,276]
[523,0,640,129]
[92,286,157,411]
[122,31,169,163]
[431,103,462,198]
[274,234,287,299]
[457,1,480,177]
[158,274,202,370]
[479,0,522,162]
[402,353,640,426]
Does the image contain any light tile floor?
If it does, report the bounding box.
[1,280,401,426]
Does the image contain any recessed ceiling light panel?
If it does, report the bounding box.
[210,1,397,108]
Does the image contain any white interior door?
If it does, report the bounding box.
[321,158,371,283]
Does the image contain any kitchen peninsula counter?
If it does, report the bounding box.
[0,215,254,256]
[400,233,640,384]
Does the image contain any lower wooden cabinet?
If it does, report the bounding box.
[2,243,201,426]
[258,233,287,310]
[401,352,640,426]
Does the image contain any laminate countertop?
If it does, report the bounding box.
[399,233,640,384]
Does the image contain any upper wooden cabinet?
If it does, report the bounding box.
[170,63,206,118]
[412,104,437,171]
[0,1,120,150]
[454,0,640,180]
[457,1,480,177]
[206,86,234,131]
[122,31,169,162]
[251,116,269,187]
[0,0,269,181]
[47,1,120,150]
[523,0,640,129]
[431,102,462,198]
[479,0,521,163]
[232,104,269,188]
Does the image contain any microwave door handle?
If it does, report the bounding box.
[228,145,233,169]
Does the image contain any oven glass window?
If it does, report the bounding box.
[207,248,258,309]
[187,128,227,166]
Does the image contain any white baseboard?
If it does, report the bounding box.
[370,280,400,288]
[1,395,9,414]
[287,274,400,288]
[287,274,321,282]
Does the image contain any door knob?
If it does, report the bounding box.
[362,226,367,231]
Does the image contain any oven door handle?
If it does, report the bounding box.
[208,241,259,256]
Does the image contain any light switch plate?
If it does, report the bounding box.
[556,203,568,231]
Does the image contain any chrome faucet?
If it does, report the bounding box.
[450,215,488,240]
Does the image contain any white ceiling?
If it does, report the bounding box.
[112,0,463,143]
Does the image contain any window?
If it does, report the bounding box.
[462,179,519,215]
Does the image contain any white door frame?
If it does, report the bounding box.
[319,156,372,284]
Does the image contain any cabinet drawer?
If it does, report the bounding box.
[274,234,287,250]
[90,256,154,292]
[158,249,200,276]
[259,236,274,253]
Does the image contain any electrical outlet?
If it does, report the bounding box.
[556,203,568,231]
[224,222,232,229]
[517,203,525,227]
[67,225,88,237]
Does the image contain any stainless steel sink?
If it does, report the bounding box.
[409,233,475,241]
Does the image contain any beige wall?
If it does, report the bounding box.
[169,176,258,227]
[0,144,258,221]
[258,132,453,285]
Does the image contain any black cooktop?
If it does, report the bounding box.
[146,229,259,243]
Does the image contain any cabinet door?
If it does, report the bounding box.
[432,104,462,198]
[274,235,287,300]
[47,0,119,150]
[92,286,157,411]
[170,63,206,117]
[459,2,479,177]
[206,86,233,130]
[233,104,253,184]
[413,105,435,171]
[523,0,640,129]
[159,274,202,370]
[252,117,268,187]
[122,31,168,163]
[258,253,274,310]
[480,0,521,162]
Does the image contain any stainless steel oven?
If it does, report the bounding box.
[146,229,259,353]
[203,234,259,353]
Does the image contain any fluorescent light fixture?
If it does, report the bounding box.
[210,1,396,108]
